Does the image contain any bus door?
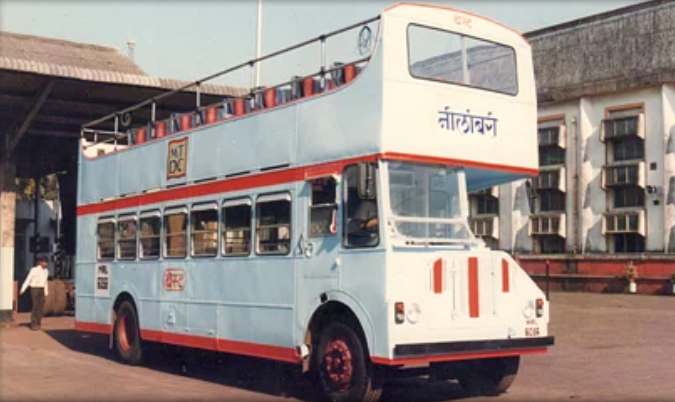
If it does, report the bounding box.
[160,206,189,333]
[297,176,341,282]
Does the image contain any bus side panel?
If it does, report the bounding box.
[75,215,98,325]
[191,107,296,182]
[80,152,118,205]
[118,144,164,197]
[295,37,384,167]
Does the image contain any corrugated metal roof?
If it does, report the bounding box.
[0,31,245,97]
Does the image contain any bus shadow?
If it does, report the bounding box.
[44,328,470,402]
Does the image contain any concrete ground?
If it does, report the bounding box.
[1,292,675,402]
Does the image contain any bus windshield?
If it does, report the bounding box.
[408,24,518,96]
[387,162,474,243]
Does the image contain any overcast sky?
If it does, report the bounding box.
[0,0,645,87]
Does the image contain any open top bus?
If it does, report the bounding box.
[75,3,553,401]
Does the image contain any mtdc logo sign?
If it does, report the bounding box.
[167,137,188,180]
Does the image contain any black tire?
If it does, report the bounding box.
[114,300,143,365]
[458,356,519,396]
[314,322,383,402]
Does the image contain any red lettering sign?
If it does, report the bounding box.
[164,268,186,291]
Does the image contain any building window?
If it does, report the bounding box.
[256,193,292,255]
[612,137,644,162]
[117,216,137,261]
[539,147,565,166]
[613,233,645,253]
[97,219,115,261]
[309,177,338,236]
[539,191,565,212]
[476,196,498,215]
[613,187,645,208]
[222,199,252,256]
[164,208,188,258]
[191,204,218,258]
[139,211,161,260]
[343,164,379,248]
[534,236,566,254]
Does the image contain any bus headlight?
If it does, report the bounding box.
[523,301,534,319]
[407,303,421,324]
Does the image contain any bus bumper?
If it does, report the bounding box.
[371,336,555,366]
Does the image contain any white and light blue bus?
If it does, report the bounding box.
[76,4,553,401]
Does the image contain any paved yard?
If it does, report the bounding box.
[2,292,675,401]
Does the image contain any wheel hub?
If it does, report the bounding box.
[324,339,354,390]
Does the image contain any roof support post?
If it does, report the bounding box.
[4,80,55,159]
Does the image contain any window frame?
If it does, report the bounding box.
[139,210,162,261]
[116,214,138,261]
[190,202,219,258]
[406,23,519,97]
[308,176,339,238]
[97,216,116,262]
[163,206,189,259]
[255,192,292,256]
[342,163,380,249]
[222,197,253,257]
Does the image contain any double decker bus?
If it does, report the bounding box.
[75,3,553,401]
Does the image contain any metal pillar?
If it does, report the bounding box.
[0,160,16,323]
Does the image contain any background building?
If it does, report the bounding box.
[469,0,675,293]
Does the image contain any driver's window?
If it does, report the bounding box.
[343,164,379,248]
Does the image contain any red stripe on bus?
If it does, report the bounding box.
[502,259,510,293]
[468,257,479,318]
[433,258,443,294]
[74,321,111,334]
[381,152,539,176]
[75,320,300,363]
[141,329,300,363]
[77,153,536,217]
[371,347,547,366]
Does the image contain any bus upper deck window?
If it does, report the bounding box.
[309,177,337,236]
[191,203,218,258]
[97,218,115,261]
[256,193,291,255]
[408,24,518,96]
[343,164,379,248]
[222,198,252,257]
[139,211,161,260]
[117,215,138,260]
[164,207,188,259]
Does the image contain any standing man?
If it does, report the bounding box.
[20,256,49,330]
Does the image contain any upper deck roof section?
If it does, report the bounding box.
[77,3,537,206]
[384,3,530,48]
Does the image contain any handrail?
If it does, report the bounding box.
[81,15,380,132]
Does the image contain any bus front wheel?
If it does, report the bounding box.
[458,356,520,396]
[314,322,383,402]
[114,300,143,365]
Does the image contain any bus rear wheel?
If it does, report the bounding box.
[458,356,520,396]
[314,322,383,402]
[114,300,143,365]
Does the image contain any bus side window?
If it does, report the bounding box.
[164,207,188,259]
[139,211,161,260]
[222,198,252,256]
[97,218,115,261]
[343,164,379,248]
[309,177,337,236]
[256,193,292,255]
[117,215,138,260]
[191,203,218,258]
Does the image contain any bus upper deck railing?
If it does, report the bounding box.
[81,15,381,151]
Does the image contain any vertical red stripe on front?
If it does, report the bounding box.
[468,257,479,318]
[433,258,443,294]
[502,259,510,293]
